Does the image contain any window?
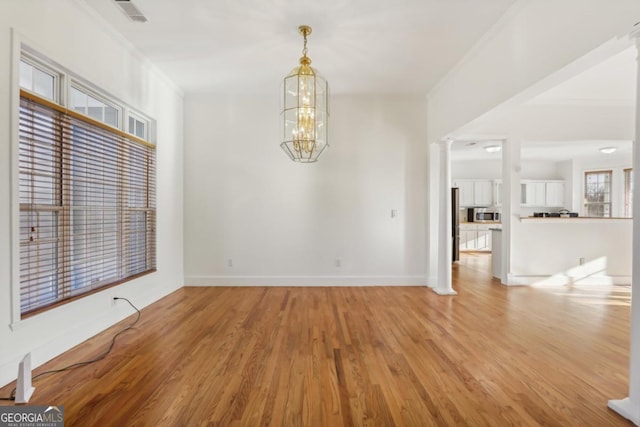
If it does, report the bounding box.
[625,168,633,218]
[18,54,156,316]
[128,114,148,140]
[19,59,57,101]
[69,86,120,128]
[584,170,612,217]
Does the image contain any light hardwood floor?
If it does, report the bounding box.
[0,253,634,426]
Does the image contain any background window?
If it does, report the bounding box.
[625,168,633,218]
[584,170,612,217]
[19,59,57,101]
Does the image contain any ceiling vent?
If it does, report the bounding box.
[113,0,147,23]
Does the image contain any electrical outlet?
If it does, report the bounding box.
[111,296,118,307]
[579,257,585,265]
[335,258,342,268]
[227,258,233,267]
[391,209,397,218]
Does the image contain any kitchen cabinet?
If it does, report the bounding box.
[460,223,492,251]
[474,181,493,206]
[521,180,564,207]
[454,180,475,207]
[522,181,546,206]
[545,181,564,207]
[453,180,493,207]
[494,180,502,206]
[456,178,564,208]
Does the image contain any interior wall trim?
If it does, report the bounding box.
[506,274,631,286]
[184,275,427,287]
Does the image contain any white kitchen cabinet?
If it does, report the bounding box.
[474,180,493,206]
[459,223,492,252]
[521,180,564,207]
[454,180,475,207]
[453,180,493,207]
[522,181,546,207]
[545,181,564,207]
[460,228,476,250]
[459,178,564,208]
[493,180,502,206]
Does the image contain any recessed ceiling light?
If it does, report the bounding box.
[484,145,501,153]
[599,147,617,154]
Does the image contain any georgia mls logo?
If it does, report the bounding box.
[0,405,64,427]
[45,406,62,415]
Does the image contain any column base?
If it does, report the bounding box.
[608,398,640,425]
[432,287,457,296]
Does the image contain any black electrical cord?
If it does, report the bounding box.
[1,297,140,402]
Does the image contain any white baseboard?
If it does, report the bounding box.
[506,274,631,286]
[427,275,438,288]
[185,275,427,287]
[608,398,640,425]
[432,287,457,296]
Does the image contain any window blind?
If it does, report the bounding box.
[19,91,156,315]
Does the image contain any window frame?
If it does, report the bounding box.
[584,170,613,218]
[12,43,157,322]
[624,168,633,218]
[18,54,63,103]
[69,83,123,129]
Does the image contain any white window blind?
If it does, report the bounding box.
[19,90,156,315]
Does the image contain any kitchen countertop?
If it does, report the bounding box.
[520,216,632,224]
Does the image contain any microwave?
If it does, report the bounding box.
[467,207,500,223]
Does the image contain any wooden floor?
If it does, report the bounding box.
[0,253,634,426]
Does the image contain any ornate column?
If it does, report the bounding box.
[426,142,440,289]
[434,139,456,295]
[500,138,521,285]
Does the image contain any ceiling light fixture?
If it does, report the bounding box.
[280,25,329,163]
[484,145,501,153]
[599,146,617,154]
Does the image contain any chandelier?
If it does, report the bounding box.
[280,25,329,162]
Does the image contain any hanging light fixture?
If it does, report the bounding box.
[280,25,329,162]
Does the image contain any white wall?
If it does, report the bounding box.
[452,158,563,180]
[184,94,427,285]
[427,0,640,141]
[510,219,632,284]
[0,1,184,387]
[451,159,502,179]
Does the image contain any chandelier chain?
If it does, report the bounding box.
[302,34,308,58]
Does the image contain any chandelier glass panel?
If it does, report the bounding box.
[280,25,329,163]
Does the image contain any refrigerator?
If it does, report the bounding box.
[452,187,460,262]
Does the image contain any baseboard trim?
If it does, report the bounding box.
[185,275,427,287]
[608,398,640,425]
[506,274,631,286]
[432,287,457,296]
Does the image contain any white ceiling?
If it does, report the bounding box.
[83,0,635,164]
[452,46,637,162]
[528,47,636,106]
[82,0,516,94]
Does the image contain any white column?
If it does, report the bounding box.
[433,139,456,295]
[426,142,440,288]
[501,138,521,285]
[608,39,640,426]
